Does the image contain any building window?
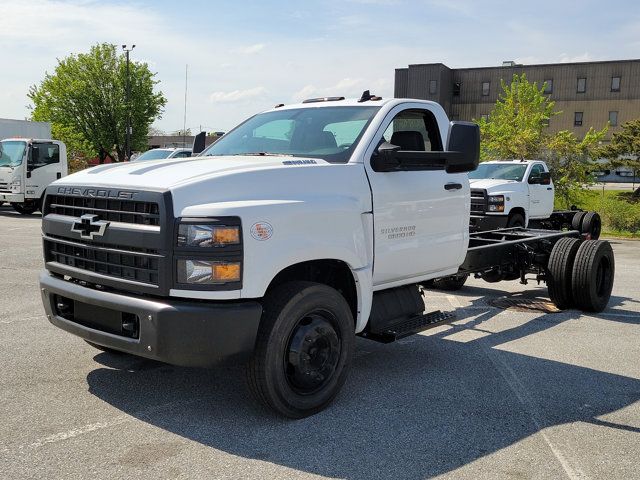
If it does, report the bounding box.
[453,82,461,96]
[544,79,553,94]
[609,111,618,126]
[577,77,586,93]
[611,76,621,92]
[482,81,490,96]
[574,112,583,126]
[429,80,437,95]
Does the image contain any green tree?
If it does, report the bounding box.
[29,43,166,162]
[478,73,608,207]
[477,73,558,160]
[599,119,640,194]
[545,127,608,208]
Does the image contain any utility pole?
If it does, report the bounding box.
[122,44,136,161]
[183,64,188,148]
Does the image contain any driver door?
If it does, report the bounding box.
[528,163,554,218]
[365,106,469,287]
[27,142,61,200]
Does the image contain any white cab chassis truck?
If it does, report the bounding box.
[468,159,601,239]
[39,93,615,417]
[0,138,67,214]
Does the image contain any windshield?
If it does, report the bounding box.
[134,149,173,161]
[0,141,27,168]
[469,163,528,181]
[201,106,380,163]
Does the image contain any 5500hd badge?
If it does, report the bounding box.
[56,187,136,199]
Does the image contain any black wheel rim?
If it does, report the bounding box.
[284,311,341,395]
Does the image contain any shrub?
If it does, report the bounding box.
[598,197,640,233]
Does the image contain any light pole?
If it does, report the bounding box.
[122,44,136,161]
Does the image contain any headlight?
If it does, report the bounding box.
[177,224,240,247]
[174,218,243,289]
[10,179,21,193]
[177,260,241,284]
[487,195,505,212]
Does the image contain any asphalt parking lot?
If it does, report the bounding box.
[0,205,638,480]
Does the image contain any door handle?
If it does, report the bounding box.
[444,183,463,190]
[547,187,553,190]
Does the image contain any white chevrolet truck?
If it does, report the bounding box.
[0,138,67,214]
[468,159,601,238]
[39,93,615,417]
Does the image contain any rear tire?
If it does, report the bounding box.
[580,211,601,240]
[246,281,354,418]
[547,237,582,309]
[571,240,615,312]
[571,211,587,231]
[10,202,38,215]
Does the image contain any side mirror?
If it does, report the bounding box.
[370,121,480,173]
[370,142,401,172]
[540,171,552,185]
[444,121,480,173]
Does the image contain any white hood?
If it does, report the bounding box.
[469,178,520,191]
[52,155,326,191]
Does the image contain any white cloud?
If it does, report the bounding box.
[209,87,267,103]
[238,43,266,54]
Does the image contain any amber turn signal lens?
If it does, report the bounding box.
[213,227,240,245]
[212,263,241,282]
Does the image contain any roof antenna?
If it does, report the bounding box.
[358,90,382,102]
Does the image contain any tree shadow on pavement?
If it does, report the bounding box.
[86,292,640,479]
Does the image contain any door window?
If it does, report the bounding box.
[381,109,443,152]
[31,143,60,169]
[528,163,545,182]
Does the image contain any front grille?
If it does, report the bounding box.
[45,238,160,286]
[470,188,487,215]
[45,194,160,225]
[42,187,171,295]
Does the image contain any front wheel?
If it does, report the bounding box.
[10,202,38,215]
[506,213,525,228]
[246,282,354,418]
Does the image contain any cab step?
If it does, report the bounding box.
[360,310,455,343]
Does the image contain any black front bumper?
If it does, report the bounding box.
[40,271,262,367]
[469,214,509,232]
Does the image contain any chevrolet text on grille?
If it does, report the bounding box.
[56,186,136,199]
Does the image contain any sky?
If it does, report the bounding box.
[1,0,639,133]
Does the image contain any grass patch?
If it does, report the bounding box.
[556,189,640,237]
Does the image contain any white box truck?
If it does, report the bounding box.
[0,138,68,214]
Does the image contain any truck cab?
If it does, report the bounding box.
[468,159,554,230]
[0,138,67,214]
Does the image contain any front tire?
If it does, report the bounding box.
[246,281,355,418]
[506,213,525,228]
[10,202,38,215]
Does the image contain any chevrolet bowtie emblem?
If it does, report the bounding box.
[71,214,110,239]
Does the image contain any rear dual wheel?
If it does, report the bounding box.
[246,282,354,418]
[547,238,582,309]
[571,240,614,312]
[547,238,614,312]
